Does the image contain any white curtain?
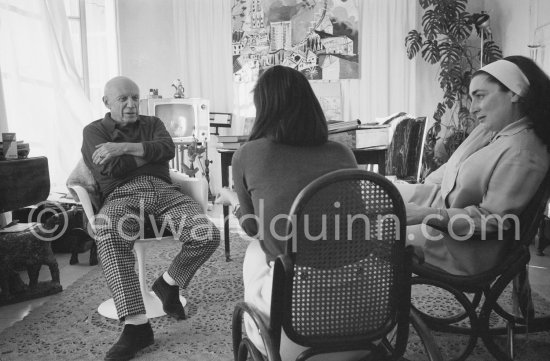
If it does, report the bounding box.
[0,0,93,189]
[341,0,418,123]
[174,0,234,115]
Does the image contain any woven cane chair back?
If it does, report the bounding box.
[282,169,408,348]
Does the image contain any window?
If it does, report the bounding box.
[0,0,118,187]
[64,0,118,117]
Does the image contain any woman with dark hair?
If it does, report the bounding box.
[401,55,550,276]
[249,65,329,146]
[217,65,359,359]
[228,65,358,260]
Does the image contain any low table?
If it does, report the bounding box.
[0,157,62,305]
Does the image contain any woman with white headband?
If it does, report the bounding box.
[401,55,550,275]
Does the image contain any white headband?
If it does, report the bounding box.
[478,60,530,97]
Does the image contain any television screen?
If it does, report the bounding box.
[154,103,195,140]
[140,97,210,143]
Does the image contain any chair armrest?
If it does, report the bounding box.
[411,245,425,265]
[427,223,515,242]
[67,184,96,234]
[170,171,208,212]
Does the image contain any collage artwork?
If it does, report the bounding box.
[232,0,360,83]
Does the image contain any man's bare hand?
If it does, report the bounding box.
[92,142,127,165]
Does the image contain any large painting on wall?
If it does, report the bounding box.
[232,0,359,82]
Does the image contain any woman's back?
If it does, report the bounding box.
[232,138,358,260]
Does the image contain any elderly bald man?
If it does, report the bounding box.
[81,76,220,361]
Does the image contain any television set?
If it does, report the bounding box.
[139,98,210,143]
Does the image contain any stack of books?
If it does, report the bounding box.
[328,119,390,149]
[216,135,249,150]
[327,119,362,133]
[327,113,416,150]
[0,135,30,160]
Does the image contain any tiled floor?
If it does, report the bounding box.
[1,204,550,335]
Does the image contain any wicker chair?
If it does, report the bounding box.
[411,168,550,361]
[232,169,443,361]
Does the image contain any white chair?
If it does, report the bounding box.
[69,171,208,319]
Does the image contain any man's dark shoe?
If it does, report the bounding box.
[104,322,154,361]
[152,275,187,320]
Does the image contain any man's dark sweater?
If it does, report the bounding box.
[82,113,175,200]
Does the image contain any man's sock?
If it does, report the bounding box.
[152,275,186,320]
[124,313,149,325]
[162,271,177,286]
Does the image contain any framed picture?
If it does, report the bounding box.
[232,0,360,82]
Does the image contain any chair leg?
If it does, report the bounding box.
[536,217,550,256]
[411,279,479,361]
[479,318,514,361]
[238,338,265,361]
[410,309,444,361]
[232,306,265,361]
[506,321,514,360]
[478,293,514,361]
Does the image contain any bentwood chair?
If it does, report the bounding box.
[67,161,208,319]
[232,169,443,361]
[411,168,550,361]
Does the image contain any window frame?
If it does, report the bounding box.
[66,0,90,98]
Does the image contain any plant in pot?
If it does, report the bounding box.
[405,0,502,180]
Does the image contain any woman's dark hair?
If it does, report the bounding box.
[474,55,550,145]
[248,65,328,146]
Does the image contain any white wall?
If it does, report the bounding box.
[530,0,550,45]
[529,0,550,74]
[484,0,530,57]
[479,1,550,74]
